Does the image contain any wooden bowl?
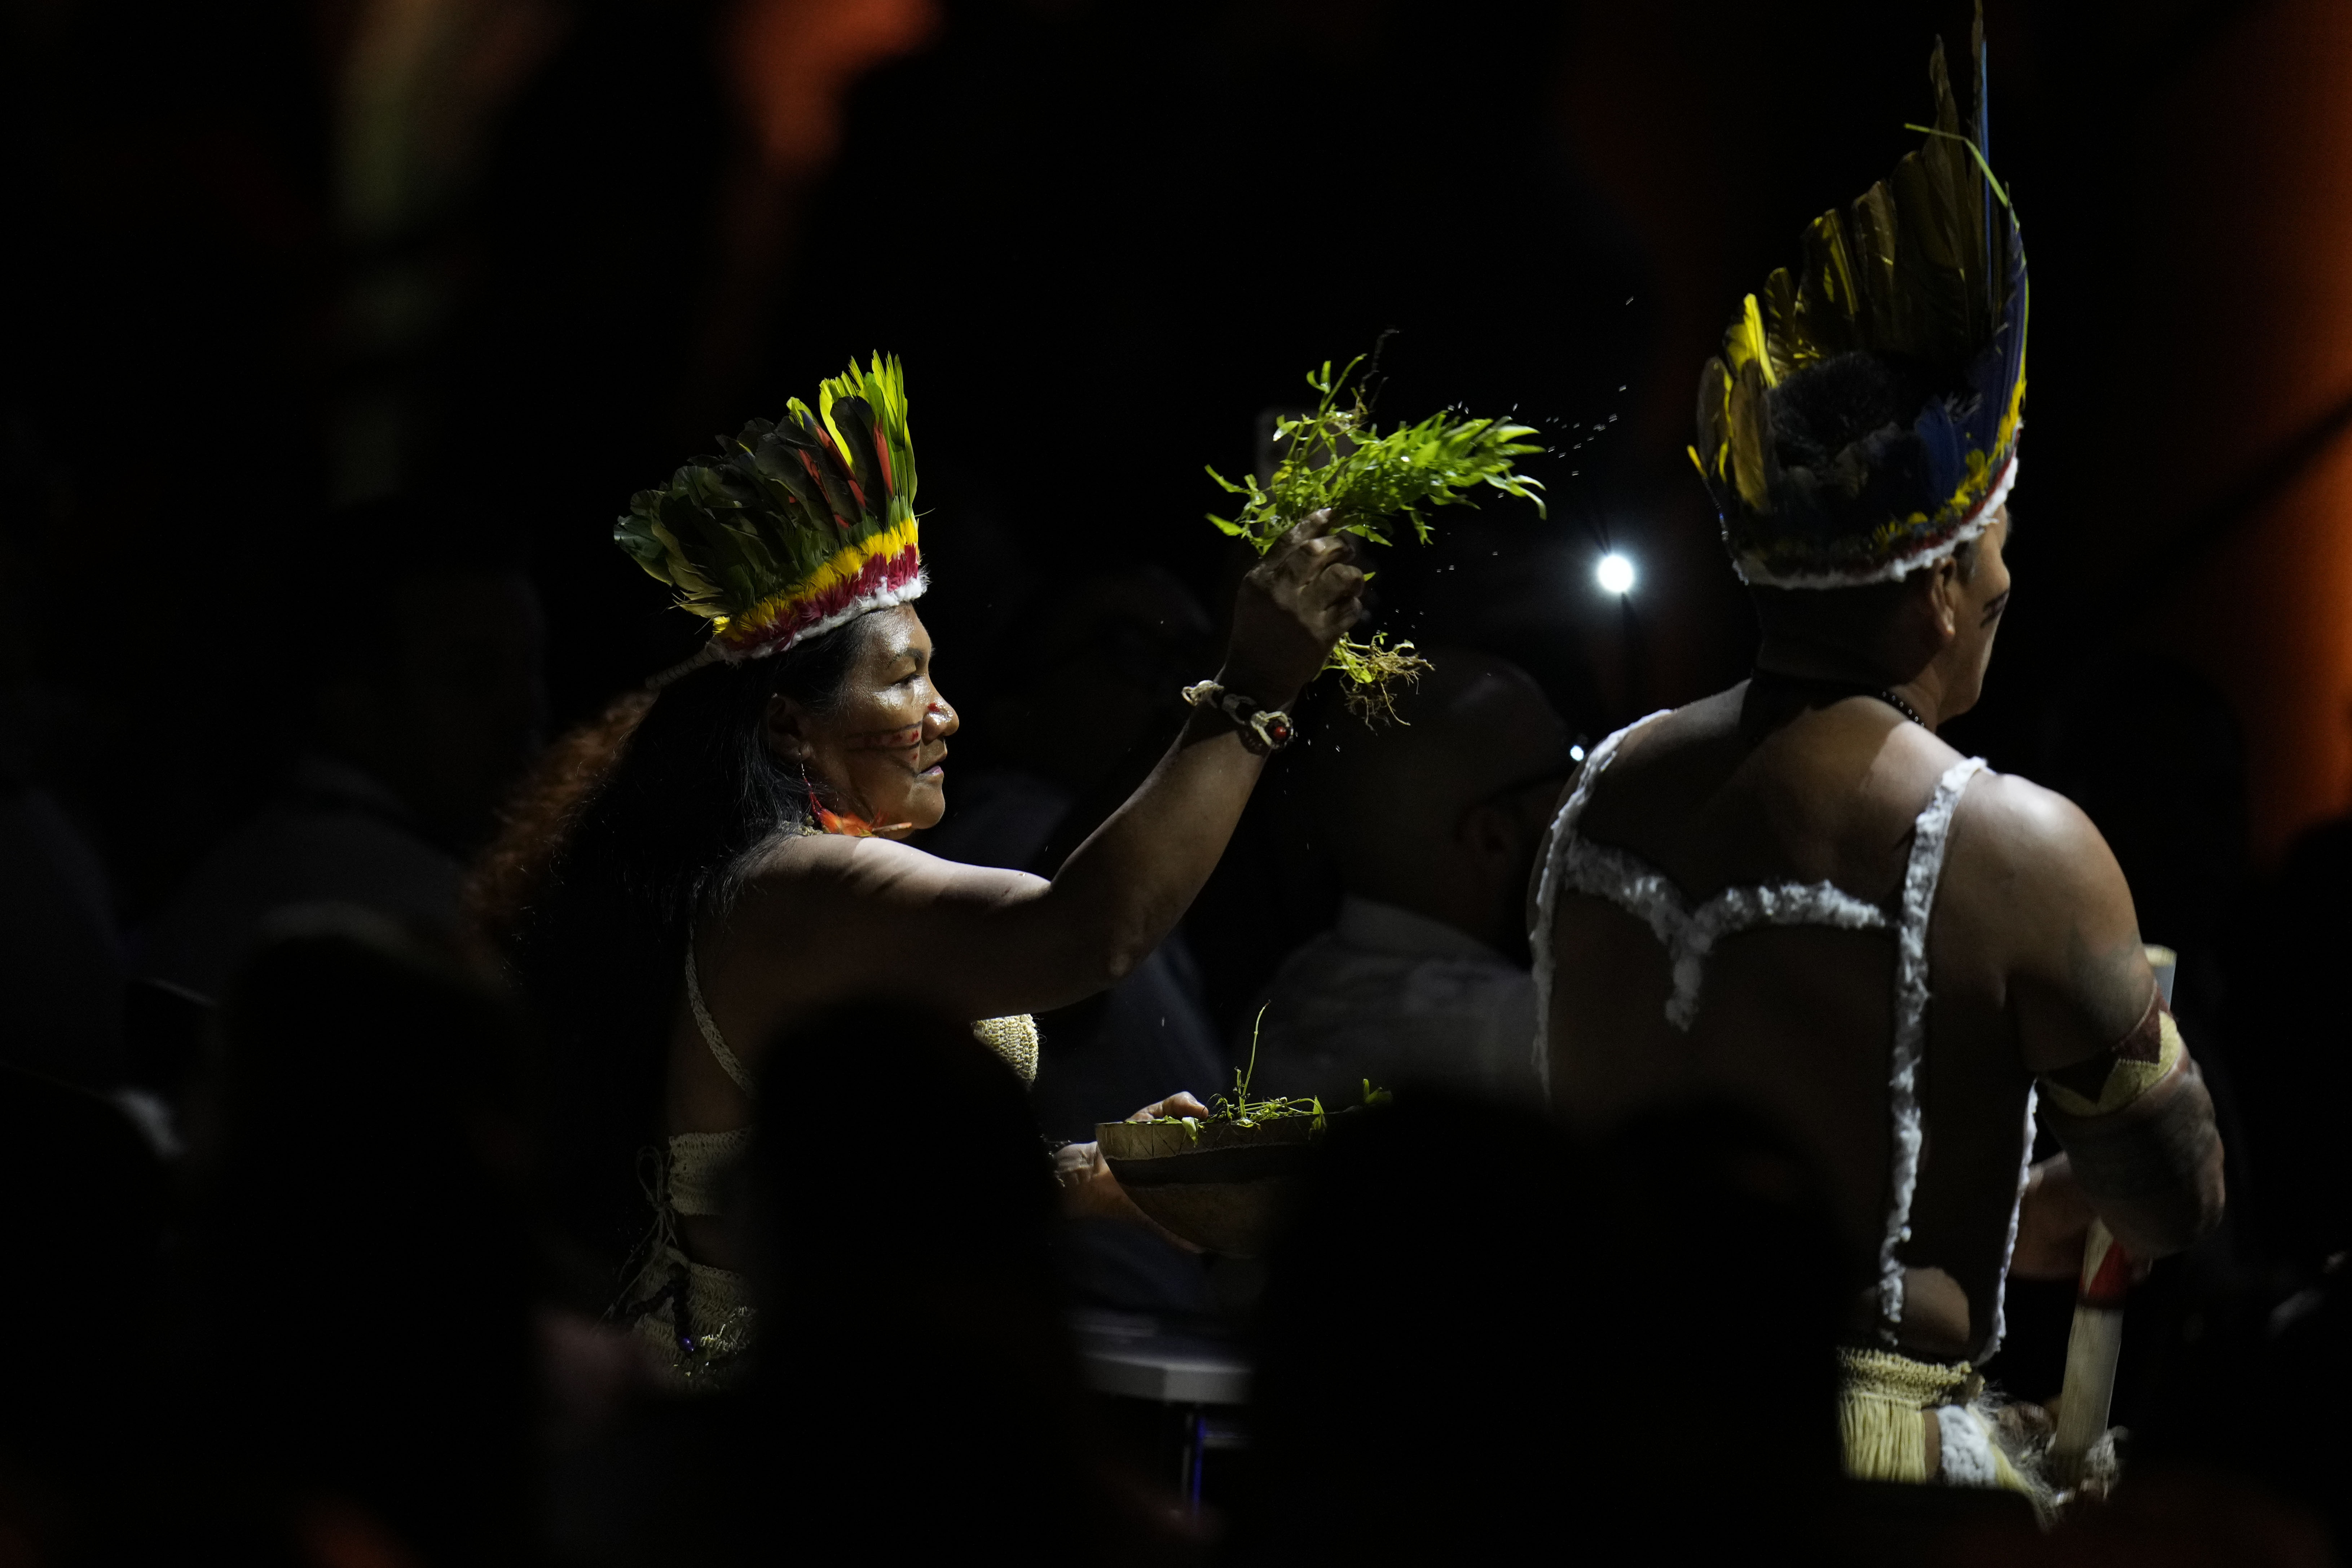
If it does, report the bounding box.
[1097,1116,1320,1258]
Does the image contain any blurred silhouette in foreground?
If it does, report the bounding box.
[186,909,538,1565]
[0,1065,168,1562]
[0,521,126,1085]
[1246,650,1572,1109]
[1239,1091,1846,1558]
[144,498,546,1000]
[2108,1255,2352,1563]
[0,762,124,1086]
[554,1002,1200,1565]
[921,563,1226,1318]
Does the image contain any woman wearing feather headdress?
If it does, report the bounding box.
[479,354,1363,1384]
[1528,23,2221,1501]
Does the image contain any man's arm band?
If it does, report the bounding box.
[2041,1062,2220,1203]
[2037,990,2179,1118]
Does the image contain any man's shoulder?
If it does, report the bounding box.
[1582,690,1746,802]
[1614,689,1743,757]
[1943,766,2135,949]
[1593,687,1920,835]
[1952,767,2112,874]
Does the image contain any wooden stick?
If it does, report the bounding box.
[2051,1217,2132,1486]
[2050,944,2173,1490]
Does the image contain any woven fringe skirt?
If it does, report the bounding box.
[1837,1346,2052,1513]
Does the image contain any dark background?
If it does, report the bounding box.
[8,0,2352,1093]
[11,0,2352,917]
[8,0,2352,1431]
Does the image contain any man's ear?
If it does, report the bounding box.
[1914,559,1962,648]
[764,691,813,765]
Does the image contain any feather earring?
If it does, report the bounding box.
[800,768,908,838]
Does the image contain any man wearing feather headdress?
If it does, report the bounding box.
[1528,22,2223,1500]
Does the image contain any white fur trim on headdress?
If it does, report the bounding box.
[724,570,930,663]
[1734,452,2019,591]
[646,571,930,689]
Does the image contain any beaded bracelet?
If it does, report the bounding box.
[1180,680,1296,755]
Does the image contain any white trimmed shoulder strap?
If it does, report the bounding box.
[1529,712,1673,1094]
[684,942,758,1097]
[1874,754,1988,1340]
[1981,1083,2039,1361]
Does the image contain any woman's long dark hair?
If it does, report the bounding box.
[489,621,868,1273]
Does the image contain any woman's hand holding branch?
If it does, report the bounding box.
[1219,509,1365,709]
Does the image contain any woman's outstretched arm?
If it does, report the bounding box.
[714,511,1363,1026]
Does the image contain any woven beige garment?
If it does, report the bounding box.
[626,1244,758,1391]
[1836,1346,2051,1512]
[970,1014,1039,1085]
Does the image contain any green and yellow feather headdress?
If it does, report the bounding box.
[1693,21,2026,588]
[615,352,923,670]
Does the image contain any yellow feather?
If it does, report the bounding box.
[1723,295,1778,388]
[1695,357,1735,482]
[1728,360,1775,513]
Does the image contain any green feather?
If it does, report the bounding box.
[612,352,921,630]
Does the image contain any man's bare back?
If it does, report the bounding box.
[1546,684,2148,1356]
[1625,67,2224,1481]
[1539,499,2223,1374]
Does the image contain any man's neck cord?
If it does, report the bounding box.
[1749,667,1924,728]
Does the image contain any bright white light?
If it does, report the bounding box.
[1569,744,1587,764]
[1596,552,1636,595]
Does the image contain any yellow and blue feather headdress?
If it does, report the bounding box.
[1693,21,2025,588]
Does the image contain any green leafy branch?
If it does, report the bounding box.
[1206,356,1547,720]
[1162,1005,1390,1142]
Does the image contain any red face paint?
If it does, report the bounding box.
[847,723,924,754]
